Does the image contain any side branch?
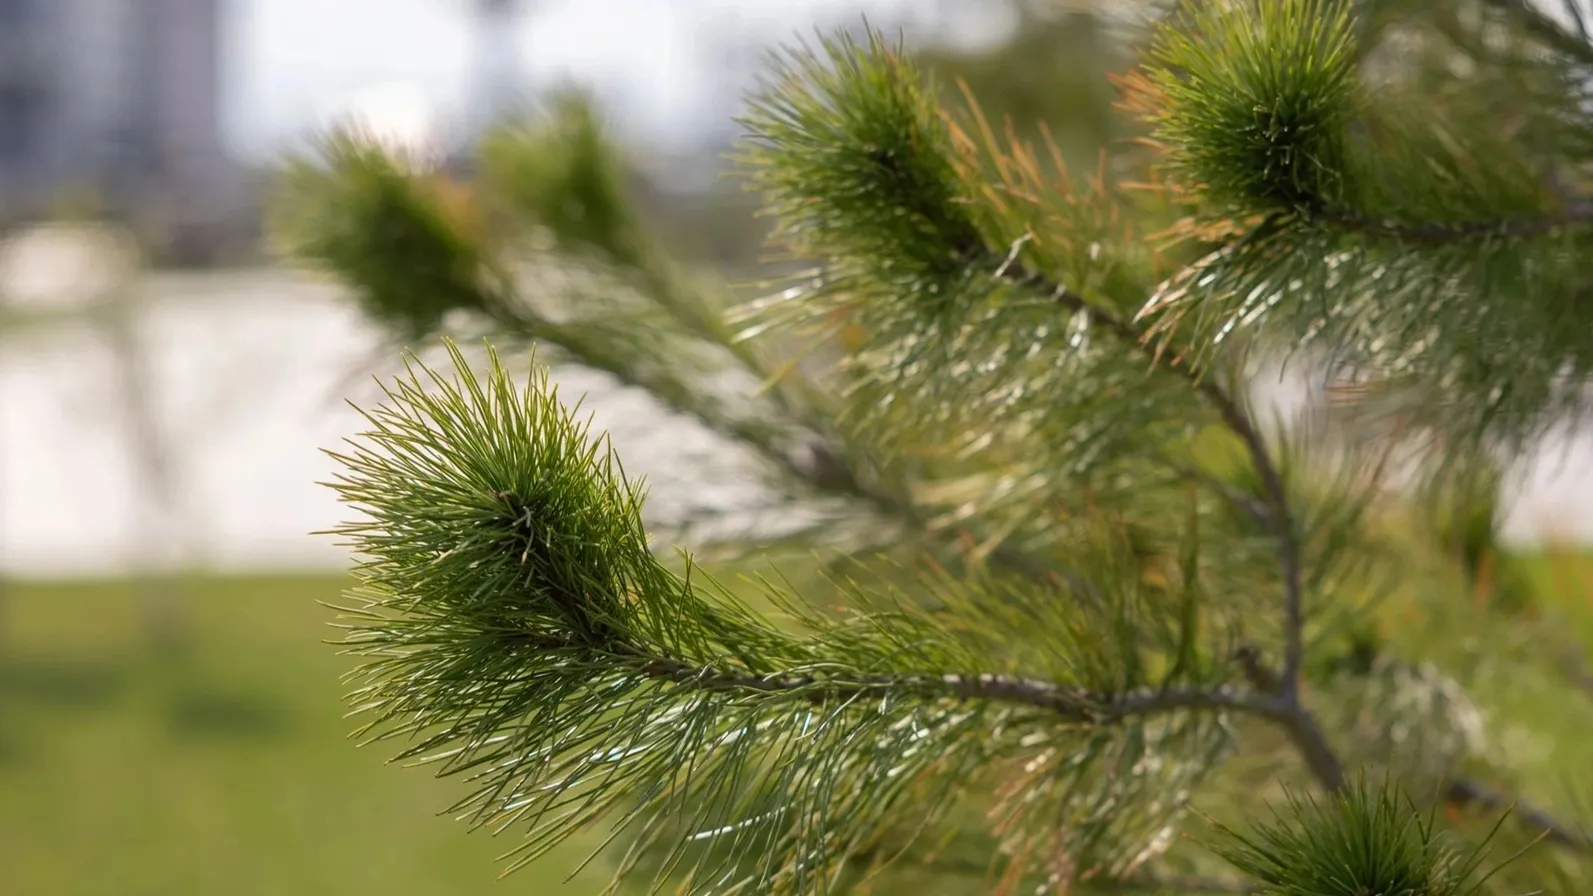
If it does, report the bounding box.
[512,632,1260,723]
[646,651,1587,846]
[637,653,1259,722]
[1483,0,1593,68]
[1321,200,1593,248]
[493,283,1093,590]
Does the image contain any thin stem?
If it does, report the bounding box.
[1166,460,1273,524]
[645,645,1351,795]
[513,631,1262,723]
[639,655,1587,847]
[633,652,1261,723]
[517,630,1587,849]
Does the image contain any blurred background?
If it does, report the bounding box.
[2,1,1593,893]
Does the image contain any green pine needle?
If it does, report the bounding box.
[1131,0,1593,454]
[1145,0,1359,215]
[479,90,650,272]
[1206,775,1528,896]
[272,133,505,339]
[738,28,988,320]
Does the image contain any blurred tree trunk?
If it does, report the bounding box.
[103,285,188,654]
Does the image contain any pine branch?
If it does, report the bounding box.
[273,121,821,493]
[275,114,1100,592]
[963,243,1337,782]
[304,9,1593,889]
[790,230,1346,797]
[1131,0,1593,454]
[738,26,1332,794]
[324,341,1240,890]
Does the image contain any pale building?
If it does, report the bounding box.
[0,0,241,260]
[467,0,528,138]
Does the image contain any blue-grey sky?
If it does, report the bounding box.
[224,0,1013,159]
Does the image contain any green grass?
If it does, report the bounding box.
[2,553,1589,895]
[0,573,616,896]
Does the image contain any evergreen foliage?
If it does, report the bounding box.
[279,0,1593,892]
[1206,775,1524,896]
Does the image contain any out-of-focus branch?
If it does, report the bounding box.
[102,285,188,652]
[1444,777,1590,851]
[1483,0,1593,68]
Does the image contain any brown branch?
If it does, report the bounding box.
[1265,706,1350,794]
[511,631,1263,724]
[642,648,1582,852]
[620,629,1347,797]
[1233,645,1348,793]
[646,649,1587,849]
[1444,778,1590,851]
[635,653,1261,723]
[644,646,1357,800]
[533,637,1587,853]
